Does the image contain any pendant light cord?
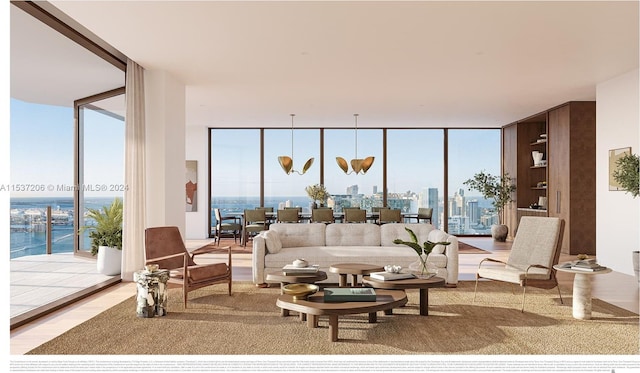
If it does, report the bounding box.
[354,113,359,159]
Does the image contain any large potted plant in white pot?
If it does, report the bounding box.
[81,197,123,276]
[463,171,516,242]
[612,151,640,281]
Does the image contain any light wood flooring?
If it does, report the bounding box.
[10,237,639,355]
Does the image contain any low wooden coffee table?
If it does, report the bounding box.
[266,270,328,317]
[362,275,445,316]
[276,289,407,342]
[329,263,385,287]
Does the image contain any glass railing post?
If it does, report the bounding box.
[46,205,52,255]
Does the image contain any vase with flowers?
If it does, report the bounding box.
[305,184,329,208]
[393,227,450,278]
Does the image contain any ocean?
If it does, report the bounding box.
[9,196,313,259]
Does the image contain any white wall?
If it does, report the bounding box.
[144,70,186,235]
[185,125,210,239]
[595,68,639,275]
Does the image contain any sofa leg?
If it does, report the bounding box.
[255,283,269,288]
[445,283,458,288]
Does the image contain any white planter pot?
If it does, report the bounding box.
[97,245,122,276]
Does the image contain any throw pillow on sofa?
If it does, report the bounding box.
[263,230,282,253]
[427,229,449,254]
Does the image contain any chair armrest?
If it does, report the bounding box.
[252,234,266,284]
[146,252,188,263]
[477,257,507,269]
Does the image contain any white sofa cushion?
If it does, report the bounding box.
[262,230,282,253]
[427,229,450,254]
[380,223,435,246]
[269,223,326,248]
[325,224,381,246]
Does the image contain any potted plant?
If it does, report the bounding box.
[305,184,329,208]
[463,171,516,242]
[393,227,450,278]
[81,197,123,275]
[612,152,640,281]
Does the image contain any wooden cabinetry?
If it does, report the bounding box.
[502,101,595,255]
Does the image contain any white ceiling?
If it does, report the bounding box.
[16,1,640,129]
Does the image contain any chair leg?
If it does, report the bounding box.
[473,276,480,303]
[556,282,564,305]
[521,286,527,313]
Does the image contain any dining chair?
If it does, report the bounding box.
[417,207,433,223]
[243,208,267,247]
[344,208,366,223]
[311,208,335,224]
[144,226,232,308]
[378,208,402,224]
[213,208,241,245]
[277,208,299,223]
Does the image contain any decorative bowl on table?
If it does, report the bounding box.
[282,283,319,300]
[144,264,159,273]
[384,265,402,273]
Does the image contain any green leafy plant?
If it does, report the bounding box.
[393,227,450,275]
[80,198,123,255]
[463,171,516,224]
[305,184,329,203]
[613,152,640,198]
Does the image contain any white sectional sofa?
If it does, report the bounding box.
[252,223,459,286]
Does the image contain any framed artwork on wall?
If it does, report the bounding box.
[186,160,198,211]
[608,147,631,191]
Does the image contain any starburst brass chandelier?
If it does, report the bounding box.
[336,114,375,175]
[278,114,314,175]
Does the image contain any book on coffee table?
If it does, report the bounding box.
[323,287,376,302]
[369,271,416,281]
[282,264,319,275]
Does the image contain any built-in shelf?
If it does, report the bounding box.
[517,207,548,212]
[531,187,547,190]
[530,165,547,169]
[530,140,547,145]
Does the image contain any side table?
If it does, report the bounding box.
[553,265,613,320]
[362,275,445,316]
[134,269,170,318]
[329,263,384,287]
[266,270,328,318]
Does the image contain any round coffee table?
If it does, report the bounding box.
[553,265,612,320]
[362,275,445,316]
[266,270,328,317]
[329,263,385,287]
[276,289,407,342]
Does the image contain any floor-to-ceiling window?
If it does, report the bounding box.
[10,3,125,259]
[210,129,261,227]
[75,90,126,257]
[210,127,498,234]
[387,129,445,229]
[447,129,501,235]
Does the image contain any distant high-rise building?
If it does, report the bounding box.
[428,188,438,228]
[467,199,479,225]
[346,184,358,196]
[373,185,378,194]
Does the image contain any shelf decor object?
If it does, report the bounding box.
[278,114,314,175]
[336,114,375,175]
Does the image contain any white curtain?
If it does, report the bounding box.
[121,59,147,281]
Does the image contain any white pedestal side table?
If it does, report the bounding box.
[553,265,612,320]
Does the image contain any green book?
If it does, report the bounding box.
[323,287,376,302]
